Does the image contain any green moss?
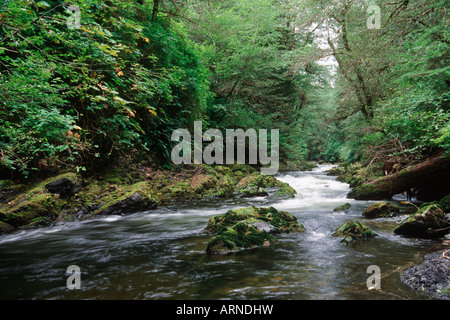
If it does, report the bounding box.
[0,180,27,204]
[363,202,399,219]
[206,222,276,254]
[393,204,448,238]
[0,221,14,232]
[235,173,296,199]
[206,206,305,254]
[92,181,157,215]
[439,194,450,212]
[332,221,377,244]
[274,184,296,199]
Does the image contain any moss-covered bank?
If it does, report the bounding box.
[0,164,297,232]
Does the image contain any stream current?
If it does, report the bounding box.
[0,165,445,300]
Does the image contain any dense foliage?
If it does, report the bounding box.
[0,0,448,179]
[0,0,211,177]
[297,0,449,165]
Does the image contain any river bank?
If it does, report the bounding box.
[0,163,304,233]
[401,249,450,300]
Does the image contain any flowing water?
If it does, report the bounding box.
[0,165,446,300]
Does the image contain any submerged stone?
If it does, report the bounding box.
[362,202,399,219]
[206,206,305,254]
[333,203,351,213]
[332,221,377,244]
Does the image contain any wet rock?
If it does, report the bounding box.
[0,181,26,204]
[238,186,268,197]
[393,204,450,239]
[205,206,305,254]
[95,192,157,216]
[334,203,351,213]
[401,249,450,300]
[235,173,296,199]
[45,177,79,198]
[362,202,399,219]
[332,221,377,244]
[0,221,14,233]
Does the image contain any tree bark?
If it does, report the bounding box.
[347,153,450,200]
[152,0,161,22]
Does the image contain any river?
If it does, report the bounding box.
[0,165,445,300]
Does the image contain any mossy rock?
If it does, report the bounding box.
[206,222,277,255]
[239,186,268,197]
[0,192,61,228]
[0,180,27,204]
[362,202,399,219]
[0,221,14,233]
[92,181,157,216]
[205,206,305,254]
[190,174,218,193]
[235,173,296,199]
[393,204,449,239]
[21,216,54,229]
[0,173,86,230]
[326,166,346,176]
[333,203,351,213]
[332,221,377,244]
[439,194,450,212]
[44,173,81,198]
[272,183,296,199]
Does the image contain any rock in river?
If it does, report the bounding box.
[332,221,377,244]
[205,206,305,255]
[362,202,399,219]
[393,204,450,239]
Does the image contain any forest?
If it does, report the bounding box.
[1,0,449,181]
[0,0,449,301]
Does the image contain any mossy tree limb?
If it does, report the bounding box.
[347,153,450,200]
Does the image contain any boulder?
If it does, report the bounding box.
[206,206,305,254]
[235,173,296,199]
[332,221,377,244]
[95,192,157,216]
[393,204,449,239]
[362,202,399,219]
[0,221,14,233]
[45,176,79,198]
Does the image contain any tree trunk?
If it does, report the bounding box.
[347,153,450,200]
[152,0,161,21]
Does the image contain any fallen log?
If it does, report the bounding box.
[347,153,450,201]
